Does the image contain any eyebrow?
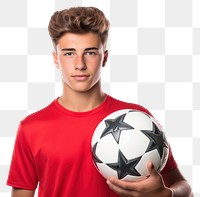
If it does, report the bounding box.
[61,47,99,51]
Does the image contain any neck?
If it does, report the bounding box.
[58,83,106,112]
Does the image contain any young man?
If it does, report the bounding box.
[7,7,192,197]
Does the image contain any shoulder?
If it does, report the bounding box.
[108,96,152,116]
[21,99,57,125]
[15,99,60,144]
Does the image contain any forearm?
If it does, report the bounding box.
[170,180,193,197]
[11,188,35,197]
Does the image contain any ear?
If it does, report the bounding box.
[52,51,60,69]
[102,50,108,67]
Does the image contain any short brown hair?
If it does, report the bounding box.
[48,6,110,49]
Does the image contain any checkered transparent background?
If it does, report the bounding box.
[0,0,200,196]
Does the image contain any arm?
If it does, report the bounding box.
[107,162,193,197]
[163,168,193,197]
[7,123,38,197]
[11,188,35,197]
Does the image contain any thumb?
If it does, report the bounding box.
[147,161,158,176]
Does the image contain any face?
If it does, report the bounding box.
[53,32,108,93]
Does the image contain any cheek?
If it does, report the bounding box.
[58,64,71,81]
[61,66,71,77]
[85,54,103,63]
[87,57,103,70]
[92,66,103,81]
[59,57,74,64]
[59,59,74,74]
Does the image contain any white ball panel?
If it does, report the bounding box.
[124,111,153,130]
[96,163,118,180]
[136,150,161,176]
[119,129,149,159]
[96,134,119,163]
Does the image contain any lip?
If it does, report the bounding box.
[72,75,90,81]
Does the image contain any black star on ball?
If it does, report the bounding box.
[141,122,168,158]
[100,114,134,143]
[92,142,103,164]
[107,150,141,179]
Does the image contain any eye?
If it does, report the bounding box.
[85,51,96,56]
[64,52,74,56]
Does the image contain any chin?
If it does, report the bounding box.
[63,80,100,93]
[75,87,93,93]
[68,85,91,93]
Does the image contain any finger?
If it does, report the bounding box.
[147,161,158,176]
[107,178,137,191]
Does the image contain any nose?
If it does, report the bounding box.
[75,55,87,70]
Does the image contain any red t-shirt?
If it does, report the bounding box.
[7,95,177,197]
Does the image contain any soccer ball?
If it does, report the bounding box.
[91,109,169,181]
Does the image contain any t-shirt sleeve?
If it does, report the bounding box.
[7,122,38,190]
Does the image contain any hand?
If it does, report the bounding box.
[106,161,173,197]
